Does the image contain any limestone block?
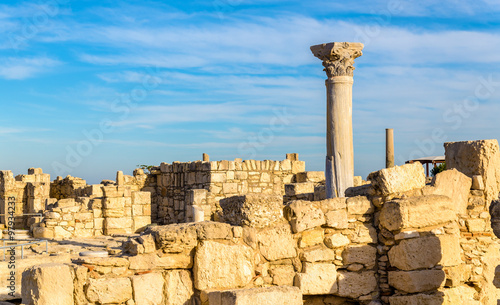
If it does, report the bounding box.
[133,216,151,232]
[219,194,284,228]
[209,286,302,305]
[21,263,74,305]
[438,235,462,267]
[285,183,315,196]
[367,162,425,196]
[194,240,254,290]
[445,139,500,203]
[284,200,325,233]
[157,253,193,269]
[324,209,348,229]
[257,223,297,261]
[342,245,377,266]
[388,236,441,270]
[389,293,444,305]
[466,218,486,232]
[164,270,194,305]
[57,198,77,208]
[296,171,325,183]
[350,223,377,244]
[149,223,198,253]
[291,161,306,173]
[74,212,92,221]
[53,226,72,239]
[32,227,54,239]
[347,196,374,215]
[103,197,125,209]
[131,272,164,305]
[269,265,295,286]
[137,234,156,253]
[86,277,132,304]
[324,233,350,248]
[379,195,456,231]
[299,229,324,248]
[131,191,151,205]
[301,246,336,262]
[423,169,472,214]
[295,262,338,295]
[388,270,445,293]
[103,208,125,217]
[104,217,133,229]
[471,175,485,190]
[194,221,233,240]
[317,197,347,212]
[442,286,479,305]
[337,271,377,298]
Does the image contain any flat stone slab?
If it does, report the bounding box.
[79,251,108,257]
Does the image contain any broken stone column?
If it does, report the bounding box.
[386,128,394,168]
[311,42,363,198]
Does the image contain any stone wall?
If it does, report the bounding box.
[0,168,50,229]
[32,186,151,239]
[154,154,307,224]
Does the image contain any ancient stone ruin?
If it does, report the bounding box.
[0,41,499,305]
[0,139,497,305]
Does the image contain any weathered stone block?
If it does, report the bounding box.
[337,271,377,298]
[388,236,442,270]
[257,223,297,261]
[104,217,133,229]
[379,195,456,231]
[208,286,302,305]
[389,293,444,305]
[324,209,348,229]
[21,263,74,305]
[423,169,472,214]
[296,171,325,183]
[193,221,233,240]
[295,262,337,295]
[299,229,324,248]
[149,223,198,253]
[219,194,284,228]
[131,191,151,204]
[301,246,336,262]
[324,233,350,248]
[342,245,377,266]
[367,162,425,196]
[164,270,194,305]
[350,223,377,244]
[284,200,325,233]
[388,270,445,293]
[194,241,254,290]
[285,183,315,196]
[347,196,374,215]
[471,175,485,190]
[86,278,132,304]
[269,265,295,286]
[32,227,54,239]
[445,139,500,203]
[131,272,164,305]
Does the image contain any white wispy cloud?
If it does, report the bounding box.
[0,57,61,79]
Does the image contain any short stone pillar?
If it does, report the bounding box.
[192,205,204,222]
[386,128,395,168]
[311,42,363,198]
[203,153,210,162]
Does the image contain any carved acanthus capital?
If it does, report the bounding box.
[310,42,364,78]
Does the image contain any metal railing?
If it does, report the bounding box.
[0,239,48,260]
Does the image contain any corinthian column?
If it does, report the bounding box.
[310,42,363,198]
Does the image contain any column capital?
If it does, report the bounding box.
[310,42,364,78]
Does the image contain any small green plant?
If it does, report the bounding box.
[431,162,446,177]
[137,164,154,174]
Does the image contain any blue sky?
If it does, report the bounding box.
[1,0,500,184]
